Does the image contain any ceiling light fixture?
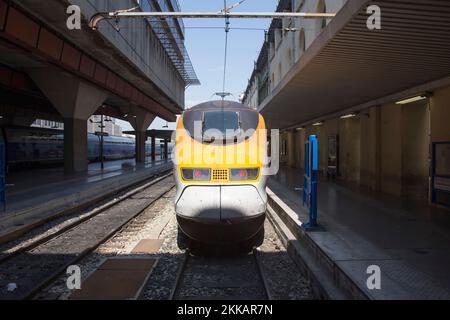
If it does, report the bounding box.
[395,95,427,105]
[340,113,357,119]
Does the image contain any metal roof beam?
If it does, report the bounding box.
[89,11,336,30]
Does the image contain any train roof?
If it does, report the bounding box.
[5,125,64,135]
[186,100,255,112]
[182,101,261,140]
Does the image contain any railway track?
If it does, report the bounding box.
[0,173,175,300]
[170,247,272,300]
[0,168,172,264]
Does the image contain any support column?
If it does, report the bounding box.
[151,136,156,161]
[27,68,108,174]
[127,106,156,164]
[135,131,147,164]
[374,106,382,192]
[63,118,88,173]
[287,130,296,168]
[164,139,168,160]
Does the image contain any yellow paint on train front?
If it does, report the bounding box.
[175,114,267,183]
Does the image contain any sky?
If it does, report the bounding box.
[118,0,278,132]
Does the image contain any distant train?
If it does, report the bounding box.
[0,126,169,168]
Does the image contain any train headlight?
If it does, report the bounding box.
[230,168,259,181]
[182,168,211,181]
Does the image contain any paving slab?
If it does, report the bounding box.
[131,239,164,254]
[70,258,157,300]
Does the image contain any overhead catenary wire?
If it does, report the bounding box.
[222,0,229,98]
[90,11,336,26]
[99,25,316,32]
[219,0,249,101]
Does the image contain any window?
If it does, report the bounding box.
[278,63,282,81]
[287,48,292,67]
[283,17,293,35]
[317,0,327,31]
[275,29,282,49]
[299,28,305,56]
[296,0,305,12]
[183,103,260,144]
[203,111,239,135]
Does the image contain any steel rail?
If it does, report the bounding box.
[168,249,190,300]
[253,247,273,300]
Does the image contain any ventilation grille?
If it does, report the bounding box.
[212,169,229,181]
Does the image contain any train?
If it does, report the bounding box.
[174,100,268,245]
[0,126,167,168]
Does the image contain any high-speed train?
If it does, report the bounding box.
[174,100,268,245]
[0,126,165,168]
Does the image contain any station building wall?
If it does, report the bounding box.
[430,87,450,198]
[283,85,450,201]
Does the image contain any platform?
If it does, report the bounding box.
[268,165,450,300]
[0,158,173,243]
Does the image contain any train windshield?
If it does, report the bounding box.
[182,103,259,144]
[203,111,239,134]
[202,111,241,143]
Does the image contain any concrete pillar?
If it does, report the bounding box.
[135,131,147,164]
[381,103,402,196]
[297,130,306,170]
[294,129,304,169]
[27,68,108,174]
[401,101,429,199]
[63,118,88,173]
[151,136,156,161]
[287,130,296,168]
[128,107,156,164]
[164,139,168,160]
[339,116,361,185]
[360,106,381,191]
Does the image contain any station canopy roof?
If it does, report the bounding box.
[260,0,450,129]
